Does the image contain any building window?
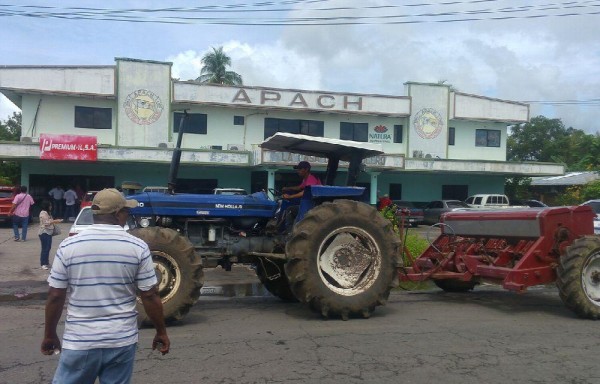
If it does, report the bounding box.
[448,127,455,146]
[394,125,403,143]
[264,118,324,139]
[74,106,112,129]
[475,129,500,147]
[389,183,402,200]
[340,122,368,142]
[233,116,244,125]
[442,185,468,200]
[174,112,207,134]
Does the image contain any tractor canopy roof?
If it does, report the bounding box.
[260,133,384,162]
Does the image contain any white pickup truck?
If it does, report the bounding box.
[465,194,527,209]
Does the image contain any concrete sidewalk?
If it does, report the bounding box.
[0,222,260,302]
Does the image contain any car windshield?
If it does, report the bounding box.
[0,191,12,198]
[447,201,470,208]
[75,208,94,225]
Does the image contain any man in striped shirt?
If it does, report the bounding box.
[41,188,169,384]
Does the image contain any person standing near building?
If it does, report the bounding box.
[63,186,77,222]
[38,201,62,270]
[9,185,35,242]
[41,188,169,383]
[48,185,64,218]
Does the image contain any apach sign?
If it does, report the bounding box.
[39,134,98,161]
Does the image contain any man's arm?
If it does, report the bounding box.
[7,203,15,216]
[41,287,66,355]
[139,287,170,355]
[282,184,302,193]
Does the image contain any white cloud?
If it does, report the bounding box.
[168,40,322,90]
[0,95,19,121]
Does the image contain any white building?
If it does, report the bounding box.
[0,57,563,204]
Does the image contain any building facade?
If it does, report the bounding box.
[0,58,563,205]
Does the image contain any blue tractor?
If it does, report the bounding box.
[128,131,401,323]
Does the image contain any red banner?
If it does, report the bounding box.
[39,134,98,161]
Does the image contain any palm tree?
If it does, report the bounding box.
[196,46,243,85]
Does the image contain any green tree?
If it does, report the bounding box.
[197,46,243,85]
[0,111,21,141]
[0,112,22,184]
[507,116,570,162]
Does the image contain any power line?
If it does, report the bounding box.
[1,0,600,25]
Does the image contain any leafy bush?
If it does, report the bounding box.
[555,179,600,205]
[379,206,432,290]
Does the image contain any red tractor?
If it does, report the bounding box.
[399,206,600,319]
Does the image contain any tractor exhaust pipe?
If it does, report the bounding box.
[168,110,188,194]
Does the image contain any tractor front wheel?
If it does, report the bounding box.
[557,236,600,319]
[285,200,401,319]
[129,227,204,324]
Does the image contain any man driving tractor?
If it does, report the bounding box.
[282,161,321,199]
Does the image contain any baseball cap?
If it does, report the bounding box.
[293,161,311,170]
[91,188,138,215]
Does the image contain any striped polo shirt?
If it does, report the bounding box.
[48,224,157,350]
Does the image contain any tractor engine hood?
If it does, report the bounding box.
[128,191,277,218]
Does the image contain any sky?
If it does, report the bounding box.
[1,0,600,133]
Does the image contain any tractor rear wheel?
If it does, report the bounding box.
[434,279,477,292]
[255,258,297,301]
[285,200,401,319]
[129,227,204,325]
[557,236,600,319]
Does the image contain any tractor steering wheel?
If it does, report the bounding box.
[267,188,282,200]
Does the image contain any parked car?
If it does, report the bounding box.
[580,199,600,234]
[68,206,93,236]
[392,200,424,227]
[68,206,131,236]
[423,200,471,225]
[511,199,548,208]
[465,194,528,209]
[0,186,16,222]
[80,191,99,208]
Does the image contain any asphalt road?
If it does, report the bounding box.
[2,285,600,384]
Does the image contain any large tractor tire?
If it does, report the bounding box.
[285,200,401,319]
[255,258,298,302]
[434,279,478,292]
[129,227,204,324]
[557,236,600,319]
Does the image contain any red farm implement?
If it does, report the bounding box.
[398,206,600,319]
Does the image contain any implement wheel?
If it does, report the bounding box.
[557,236,600,319]
[434,279,477,292]
[129,227,204,324]
[255,258,297,302]
[285,200,401,320]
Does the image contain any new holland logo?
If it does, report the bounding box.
[413,108,443,139]
[215,204,243,209]
[123,89,164,125]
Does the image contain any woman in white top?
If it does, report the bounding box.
[38,201,62,270]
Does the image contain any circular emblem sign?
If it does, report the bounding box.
[413,108,443,139]
[123,89,164,125]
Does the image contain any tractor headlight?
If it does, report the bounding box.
[139,218,151,228]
